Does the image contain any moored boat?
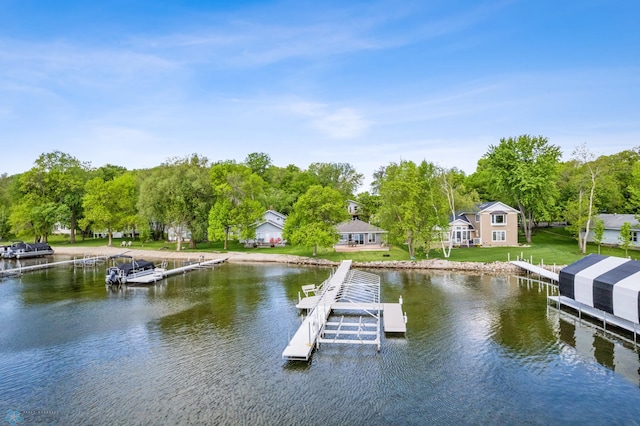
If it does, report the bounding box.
[105,255,156,285]
[3,241,55,259]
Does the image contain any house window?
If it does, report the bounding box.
[475,214,480,222]
[633,232,638,243]
[491,214,506,225]
[492,230,506,242]
[368,233,376,243]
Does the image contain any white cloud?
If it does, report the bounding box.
[282,99,371,139]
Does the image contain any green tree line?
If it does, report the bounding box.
[1,138,639,254]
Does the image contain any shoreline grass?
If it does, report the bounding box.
[40,227,639,265]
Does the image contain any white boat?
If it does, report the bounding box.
[3,241,55,259]
[105,255,156,285]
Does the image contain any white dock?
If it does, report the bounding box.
[511,261,559,282]
[329,302,406,333]
[282,260,353,360]
[0,256,107,278]
[125,257,227,284]
[283,260,407,361]
[382,303,407,333]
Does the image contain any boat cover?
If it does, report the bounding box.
[117,259,155,274]
[559,254,640,325]
[30,243,53,250]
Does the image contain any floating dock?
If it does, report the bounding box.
[124,257,228,284]
[282,260,406,361]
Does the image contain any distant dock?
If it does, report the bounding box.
[0,256,107,278]
[124,257,227,284]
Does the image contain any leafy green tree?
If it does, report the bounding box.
[377,160,449,259]
[283,185,348,256]
[263,164,318,214]
[138,156,213,250]
[354,191,381,224]
[81,173,137,246]
[628,161,640,215]
[244,152,272,178]
[12,151,90,243]
[136,166,169,241]
[593,219,605,254]
[564,144,602,253]
[0,173,15,239]
[308,162,363,199]
[164,155,213,250]
[619,221,632,257]
[439,167,480,258]
[93,164,127,182]
[465,158,503,203]
[484,135,562,244]
[208,161,265,250]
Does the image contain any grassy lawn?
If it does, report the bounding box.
[46,227,638,265]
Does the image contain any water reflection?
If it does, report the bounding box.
[1,262,640,424]
[557,313,640,386]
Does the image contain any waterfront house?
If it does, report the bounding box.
[335,218,388,250]
[447,201,519,247]
[250,209,287,246]
[584,214,640,248]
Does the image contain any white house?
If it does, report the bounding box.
[585,214,640,248]
[167,225,191,242]
[251,210,286,246]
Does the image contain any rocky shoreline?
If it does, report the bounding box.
[53,245,563,274]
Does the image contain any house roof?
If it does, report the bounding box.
[336,219,387,234]
[256,219,284,230]
[449,213,474,226]
[476,201,518,213]
[597,214,640,230]
[448,201,517,225]
[265,209,286,220]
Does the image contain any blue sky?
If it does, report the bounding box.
[1,0,638,189]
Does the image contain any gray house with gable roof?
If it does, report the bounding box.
[584,214,640,248]
[335,219,388,249]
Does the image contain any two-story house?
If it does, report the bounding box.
[252,209,287,246]
[449,201,519,247]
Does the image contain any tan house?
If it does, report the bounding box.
[448,201,519,247]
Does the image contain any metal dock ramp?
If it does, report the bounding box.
[511,260,559,282]
[282,260,352,361]
[0,256,107,278]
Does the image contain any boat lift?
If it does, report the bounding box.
[282,260,407,361]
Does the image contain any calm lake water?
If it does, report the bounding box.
[1,257,640,425]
